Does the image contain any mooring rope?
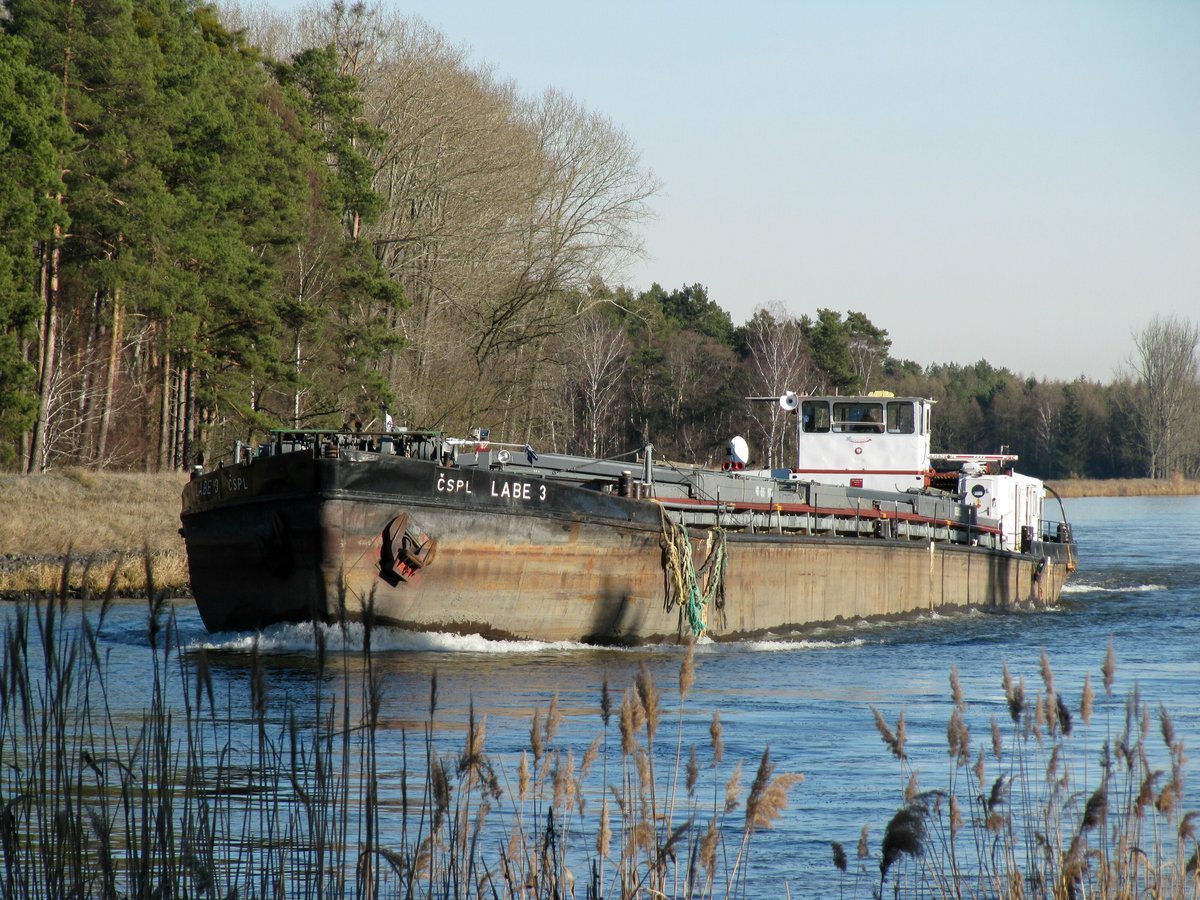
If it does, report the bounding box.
[659,507,728,636]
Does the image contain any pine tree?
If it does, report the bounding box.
[802,308,858,393]
[271,43,404,429]
[1056,382,1088,478]
[0,31,69,464]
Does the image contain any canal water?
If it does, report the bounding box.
[4,495,1198,896]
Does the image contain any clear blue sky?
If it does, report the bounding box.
[267,1,1199,381]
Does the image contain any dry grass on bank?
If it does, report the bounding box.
[0,469,189,595]
[0,468,187,555]
[1047,474,1200,498]
[0,549,190,595]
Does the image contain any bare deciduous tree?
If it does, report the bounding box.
[743,304,813,468]
[563,313,629,457]
[295,9,656,437]
[1130,315,1200,479]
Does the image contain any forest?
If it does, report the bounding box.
[2,0,1198,481]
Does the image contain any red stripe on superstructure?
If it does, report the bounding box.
[792,468,928,476]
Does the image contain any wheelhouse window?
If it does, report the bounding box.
[832,402,884,433]
[886,401,915,434]
[801,400,830,433]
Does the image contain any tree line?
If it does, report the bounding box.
[2,1,1197,481]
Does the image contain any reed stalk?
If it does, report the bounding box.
[10,557,1194,898]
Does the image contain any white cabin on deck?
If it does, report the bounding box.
[738,391,1048,553]
[960,470,1045,553]
[791,393,933,493]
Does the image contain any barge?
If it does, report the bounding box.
[180,393,1077,643]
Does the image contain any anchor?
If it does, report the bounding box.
[380,513,436,586]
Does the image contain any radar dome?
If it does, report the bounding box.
[727,436,749,465]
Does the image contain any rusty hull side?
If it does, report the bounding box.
[714,536,1069,637]
[324,495,681,644]
[321,452,688,643]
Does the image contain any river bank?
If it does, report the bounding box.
[0,469,190,595]
[1047,473,1200,497]
[2,469,1198,595]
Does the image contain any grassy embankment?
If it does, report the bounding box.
[1047,473,1200,498]
[0,469,189,595]
[1,469,1198,596]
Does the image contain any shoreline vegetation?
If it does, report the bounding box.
[0,582,1196,896]
[1,470,1198,597]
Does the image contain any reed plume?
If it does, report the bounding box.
[600,675,612,726]
[947,707,970,765]
[518,751,531,801]
[724,760,744,814]
[1081,672,1094,727]
[457,699,491,784]
[1039,647,1055,699]
[879,800,930,883]
[872,706,906,760]
[429,666,439,718]
[950,664,964,710]
[619,688,641,756]
[1102,638,1117,695]
[552,749,570,809]
[743,747,804,833]
[988,772,1008,816]
[679,639,696,702]
[710,710,724,766]
[581,734,602,778]
[700,818,719,878]
[949,793,962,839]
[904,770,920,802]
[1056,692,1072,737]
[636,662,660,743]
[1180,811,1198,843]
[831,841,847,872]
[1002,662,1024,724]
[530,705,545,763]
[1135,769,1161,819]
[1081,779,1108,830]
[546,691,561,747]
[1157,782,1177,816]
[1160,702,1177,749]
[597,798,611,858]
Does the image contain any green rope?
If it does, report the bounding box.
[660,512,727,636]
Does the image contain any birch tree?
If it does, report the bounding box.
[742,303,813,469]
[563,312,628,457]
[1131,315,1200,479]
